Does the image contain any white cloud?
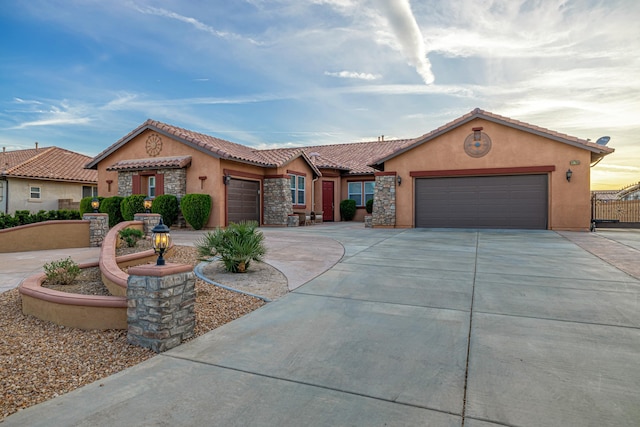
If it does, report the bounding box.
[324,71,381,80]
[370,0,434,84]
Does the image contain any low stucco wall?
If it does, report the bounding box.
[0,220,90,253]
[19,266,128,330]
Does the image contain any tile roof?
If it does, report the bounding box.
[1,147,97,183]
[369,108,614,167]
[106,156,192,171]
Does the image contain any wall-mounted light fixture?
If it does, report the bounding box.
[223,174,231,185]
[566,169,573,182]
[91,198,100,213]
[143,196,153,213]
[151,218,171,266]
[396,175,402,186]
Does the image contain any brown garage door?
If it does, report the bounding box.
[415,175,548,229]
[227,179,260,224]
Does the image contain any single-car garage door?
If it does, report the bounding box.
[227,179,260,224]
[415,175,548,229]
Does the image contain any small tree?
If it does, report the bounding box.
[121,194,146,221]
[340,199,357,221]
[196,221,266,273]
[181,194,212,230]
[151,194,179,227]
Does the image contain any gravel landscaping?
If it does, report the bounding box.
[0,245,268,421]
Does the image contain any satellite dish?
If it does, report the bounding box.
[596,136,611,146]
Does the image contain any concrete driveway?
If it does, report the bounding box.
[4,226,640,426]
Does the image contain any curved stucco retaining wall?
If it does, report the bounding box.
[18,220,168,330]
[0,220,90,253]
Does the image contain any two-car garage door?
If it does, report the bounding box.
[415,175,548,229]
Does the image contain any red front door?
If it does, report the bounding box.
[322,181,334,221]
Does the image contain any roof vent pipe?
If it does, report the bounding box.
[35,141,38,151]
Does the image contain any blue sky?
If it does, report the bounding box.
[1,0,638,190]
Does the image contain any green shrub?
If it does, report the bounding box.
[121,194,146,221]
[196,221,266,273]
[340,199,357,221]
[119,227,144,247]
[14,210,33,225]
[80,196,104,216]
[365,199,373,214]
[151,194,179,227]
[181,194,212,230]
[100,196,124,227]
[0,213,18,229]
[43,257,81,286]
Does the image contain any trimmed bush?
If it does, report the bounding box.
[43,257,81,286]
[195,221,266,273]
[365,198,373,214]
[181,194,212,230]
[151,194,179,227]
[80,196,104,216]
[100,196,124,227]
[120,194,146,221]
[340,199,357,221]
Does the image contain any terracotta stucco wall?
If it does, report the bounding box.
[6,178,90,214]
[384,119,593,230]
[0,220,90,252]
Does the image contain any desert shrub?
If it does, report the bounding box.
[196,220,266,273]
[151,194,179,227]
[119,227,144,247]
[181,194,211,230]
[120,194,146,221]
[100,196,124,227]
[365,199,373,214]
[43,257,81,286]
[340,199,357,221]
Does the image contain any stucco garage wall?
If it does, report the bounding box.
[384,119,593,230]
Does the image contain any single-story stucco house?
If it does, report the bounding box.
[1,145,98,214]
[85,108,613,231]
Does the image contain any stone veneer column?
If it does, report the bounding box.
[263,177,293,225]
[134,213,161,237]
[127,263,196,353]
[372,174,396,227]
[83,213,109,247]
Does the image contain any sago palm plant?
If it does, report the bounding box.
[195,221,266,273]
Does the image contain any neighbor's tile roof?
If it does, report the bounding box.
[1,147,97,183]
[107,156,192,171]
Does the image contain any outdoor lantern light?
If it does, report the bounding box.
[397,175,402,186]
[151,218,171,266]
[91,198,100,213]
[223,174,231,185]
[566,169,573,182]
[143,196,153,213]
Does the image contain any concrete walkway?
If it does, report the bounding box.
[4,225,640,426]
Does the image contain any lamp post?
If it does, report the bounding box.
[151,218,171,266]
[91,198,100,213]
[144,196,153,213]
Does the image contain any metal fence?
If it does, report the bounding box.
[592,199,640,222]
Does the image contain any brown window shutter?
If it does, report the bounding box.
[132,175,141,194]
[155,173,164,196]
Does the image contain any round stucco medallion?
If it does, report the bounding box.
[146,134,163,157]
[463,132,492,158]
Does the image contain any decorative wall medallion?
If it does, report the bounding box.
[145,134,163,157]
[463,129,492,158]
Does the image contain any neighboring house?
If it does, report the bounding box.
[0,145,98,214]
[85,108,613,231]
[616,182,640,201]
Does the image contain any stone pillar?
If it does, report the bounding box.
[287,214,299,227]
[127,264,196,353]
[372,174,396,227]
[83,213,109,247]
[134,213,161,237]
[263,177,293,225]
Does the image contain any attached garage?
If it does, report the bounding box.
[227,179,260,224]
[415,175,548,229]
